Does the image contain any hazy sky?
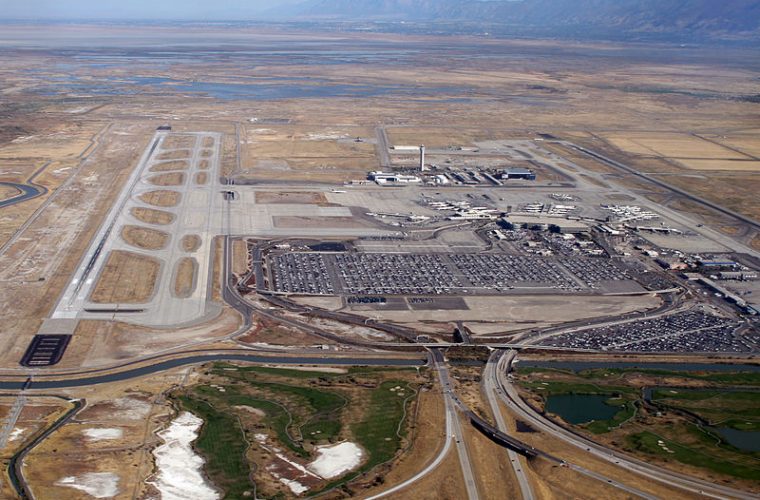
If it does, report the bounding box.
[0,0,306,20]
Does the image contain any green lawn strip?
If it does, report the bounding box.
[575,368,760,385]
[224,393,308,457]
[195,380,345,455]
[651,390,760,428]
[209,363,419,380]
[520,380,636,396]
[584,400,636,434]
[311,380,416,495]
[721,419,760,431]
[176,395,253,498]
[626,427,760,481]
[651,389,760,403]
[212,363,344,379]
[514,367,576,376]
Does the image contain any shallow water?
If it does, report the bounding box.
[544,393,620,424]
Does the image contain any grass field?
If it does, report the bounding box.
[516,366,760,482]
[627,427,760,481]
[172,363,424,497]
[177,395,253,498]
[651,389,760,431]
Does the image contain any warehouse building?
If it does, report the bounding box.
[501,167,536,181]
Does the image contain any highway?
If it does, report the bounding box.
[494,350,758,500]
[431,349,481,500]
[482,352,535,500]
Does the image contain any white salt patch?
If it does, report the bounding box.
[8,427,24,442]
[56,472,120,498]
[234,405,265,417]
[305,131,348,141]
[308,442,364,479]
[112,397,151,420]
[83,428,123,442]
[148,411,219,500]
[268,467,309,495]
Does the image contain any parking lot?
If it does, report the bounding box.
[541,311,755,353]
[267,251,636,295]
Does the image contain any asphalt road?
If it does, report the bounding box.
[483,352,535,500]
[432,349,481,500]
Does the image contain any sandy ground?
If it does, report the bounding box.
[347,295,660,328]
[148,411,219,500]
[56,472,120,499]
[308,442,365,479]
[90,250,161,304]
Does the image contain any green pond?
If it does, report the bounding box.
[545,394,620,424]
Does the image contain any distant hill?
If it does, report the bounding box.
[284,0,760,41]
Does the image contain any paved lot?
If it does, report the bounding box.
[268,250,639,296]
[540,310,756,353]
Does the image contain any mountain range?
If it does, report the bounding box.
[277,0,760,41]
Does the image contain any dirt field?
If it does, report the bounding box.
[149,161,188,173]
[174,257,197,298]
[672,159,760,171]
[704,133,760,157]
[181,234,201,252]
[0,184,21,201]
[387,127,503,149]
[603,132,752,162]
[90,250,160,303]
[162,135,196,149]
[131,207,175,225]
[156,149,191,161]
[239,125,378,182]
[232,239,248,276]
[359,295,660,329]
[22,370,194,500]
[655,173,760,221]
[147,172,185,186]
[121,225,170,250]
[138,189,181,207]
[194,172,207,185]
